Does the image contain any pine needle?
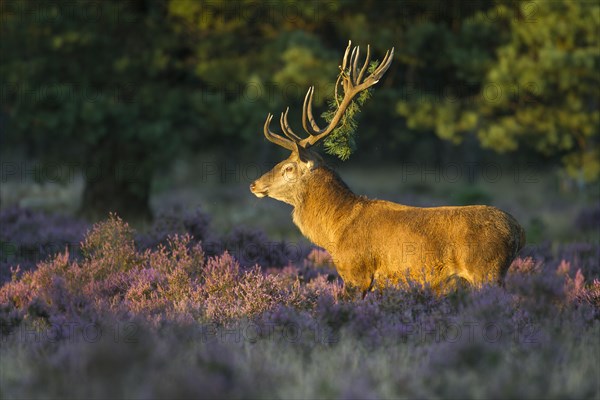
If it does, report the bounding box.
[321,61,380,160]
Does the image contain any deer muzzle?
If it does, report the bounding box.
[250,181,268,198]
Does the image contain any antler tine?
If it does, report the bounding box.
[302,86,321,135]
[351,45,360,85]
[307,86,321,135]
[357,44,370,84]
[357,47,394,90]
[264,42,393,151]
[341,40,352,71]
[280,107,302,142]
[349,46,357,82]
[299,44,393,148]
[372,48,394,80]
[264,113,296,151]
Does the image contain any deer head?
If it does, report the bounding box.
[250,41,394,206]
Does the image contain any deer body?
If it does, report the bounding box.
[289,166,524,292]
[250,41,525,294]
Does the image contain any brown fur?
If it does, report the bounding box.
[251,149,525,296]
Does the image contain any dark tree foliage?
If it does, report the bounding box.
[1,0,597,220]
[1,0,202,219]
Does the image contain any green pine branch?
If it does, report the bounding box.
[321,61,380,161]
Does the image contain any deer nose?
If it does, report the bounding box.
[249,182,256,191]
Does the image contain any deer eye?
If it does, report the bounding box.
[283,165,294,175]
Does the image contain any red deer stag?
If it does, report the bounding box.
[250,41,525,296]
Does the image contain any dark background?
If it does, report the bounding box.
[1,0,598,233]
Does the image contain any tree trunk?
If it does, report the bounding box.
[79,138,152,222]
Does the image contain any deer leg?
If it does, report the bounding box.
[338,264,374,300]
[361,275,376,299]
[443,274,472,294]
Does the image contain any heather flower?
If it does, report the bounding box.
[371,281,444,321]
[303,274,344,306]
[136,207,212,250]
[0,206,87,283]
[235,267,293,316]
[555,242,599,279]
[202,252,304,323]
[553,259,590,304]
[305,248,334,267]
[81,269,133,310]
[144,234,204,276]
[518,241,553,263]
[201,252,241,322]
[300,248,339,282]
[0,272,32,310]
[221,226,308,269]
[1,209,598,399]
[81,214,140,279]
[343,300,383,344]
[258,304,320,345]
[509,257,542,275]
[580,279,600,314]
[124,267,169,319]
[316,293,354,332]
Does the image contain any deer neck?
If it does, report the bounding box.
[292,167,360,248]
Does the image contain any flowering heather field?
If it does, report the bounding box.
[1,207,599,399]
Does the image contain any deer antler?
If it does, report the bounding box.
[263,40,394,151]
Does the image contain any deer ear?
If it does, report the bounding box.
[294,143,307,160]
[297,146,319,171]
[295,145,313,164]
